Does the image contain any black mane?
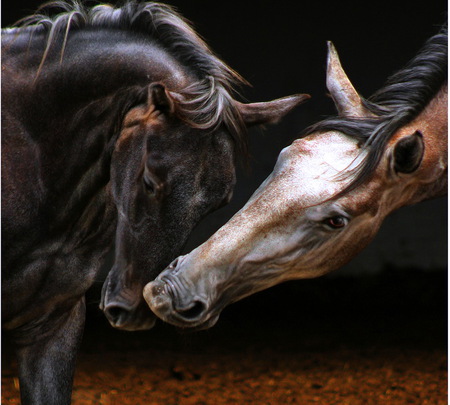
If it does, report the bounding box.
[305,25,448,195]
[5,0,249,159]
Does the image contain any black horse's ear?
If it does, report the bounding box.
[147,83,175,115]
[393,130,425,174]
[236,94,310,127]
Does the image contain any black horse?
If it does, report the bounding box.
[1,2,308,403]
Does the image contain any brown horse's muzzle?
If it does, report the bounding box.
[143,258,217,330]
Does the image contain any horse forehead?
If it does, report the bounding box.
[280,131,362,181]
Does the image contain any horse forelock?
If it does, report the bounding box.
[6,0,249,162]
[303,25,447,197]
[174,78,248,161]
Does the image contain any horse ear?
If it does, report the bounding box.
[392,130,425,174]
[236,94,310,127]
[147,83,175,115]
[326,41,372,118]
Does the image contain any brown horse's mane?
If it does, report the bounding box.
[304,24,447,196]
[5,0,249,160]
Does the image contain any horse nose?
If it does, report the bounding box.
[144,277,209,325]
[166,255,186,274]
[167,257,180,270]
[103,301,134,328]
[173,298,208,322]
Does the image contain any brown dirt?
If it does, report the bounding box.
[2,270,447,404]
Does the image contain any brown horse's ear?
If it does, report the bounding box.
[236,94,310,127]
[393,130,425,174]
[327,41,374,118]
[147,83,176,115]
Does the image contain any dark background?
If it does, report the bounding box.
[2,1,446,282]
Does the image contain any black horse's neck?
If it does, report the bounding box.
[3,29,188,131]
[6,30,185,176]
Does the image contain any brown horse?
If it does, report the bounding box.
[145,26,447,330]
[2,2,308,403]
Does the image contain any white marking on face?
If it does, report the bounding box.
[266,131,364,206]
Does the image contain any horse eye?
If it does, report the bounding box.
[143,175,155,193]
[326,215,348,229]
[142,167,161,197]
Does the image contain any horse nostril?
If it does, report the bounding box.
[104,304,131,326]
[175,300,206,320]
[167,257,179,270]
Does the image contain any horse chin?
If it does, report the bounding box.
[168,312,220,332]
[103,300,158,331]
[177,320,219,333]
[111,312,157,332]
[151,308,219,331]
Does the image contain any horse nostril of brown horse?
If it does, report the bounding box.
[174,299,207,321]
[167,257,179,270]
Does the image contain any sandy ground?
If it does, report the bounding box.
[2,270,447,404]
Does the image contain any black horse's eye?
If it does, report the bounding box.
[143,166,161,197]
[325,215,348,229]
[143,174,156,194]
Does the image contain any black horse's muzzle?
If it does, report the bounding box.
[101,274,156,331]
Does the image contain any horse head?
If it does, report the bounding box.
[144,33,447,330]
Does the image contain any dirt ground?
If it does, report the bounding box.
[2,270,447,404]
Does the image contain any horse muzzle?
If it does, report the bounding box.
[143,273,218,330]
[101,276,156,331]
[103,299,156,331]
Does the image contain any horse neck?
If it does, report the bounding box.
[2,29,188,198]
[391,84,448,208]
[3,28,189,130]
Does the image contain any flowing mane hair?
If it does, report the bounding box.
[304,24,448,196]
[8,0,249,159]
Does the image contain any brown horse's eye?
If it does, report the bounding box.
[326,216,348,229]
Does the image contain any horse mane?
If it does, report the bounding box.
[304,24,448,196]
[9,0,249,160]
